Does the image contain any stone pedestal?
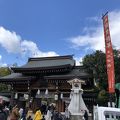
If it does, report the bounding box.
[70,115,83,120]
[70,114,92,120]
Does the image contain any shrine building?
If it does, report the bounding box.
[0,55,97,112]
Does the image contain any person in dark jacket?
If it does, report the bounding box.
[84,110,88,120]
[41,104,47,115]
[0,103,7,120]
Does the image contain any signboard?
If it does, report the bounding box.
[102,13,115,93]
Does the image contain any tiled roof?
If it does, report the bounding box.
[11,55,75,71]
[44,66,90,79]
[0,73,35,81]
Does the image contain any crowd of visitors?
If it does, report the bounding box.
[0,101,71,120]
[0,100,89,120]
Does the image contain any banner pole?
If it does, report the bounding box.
[102,12,115,106]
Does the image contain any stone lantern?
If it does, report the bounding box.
[67,78,89,120]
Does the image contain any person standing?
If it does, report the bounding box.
[0,102,7,120]
[34,107,42,120]
[83,110,88,120]
[9,105,20,120]
[45,106,52,120]
[26,106,34,120]
[19,107,23,119]
[65,108,70,120]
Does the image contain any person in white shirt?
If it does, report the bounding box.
[45,106,52,120]
[19,107,23,119]
[65,108,70,120]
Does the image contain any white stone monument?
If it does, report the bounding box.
[67,78,89,120]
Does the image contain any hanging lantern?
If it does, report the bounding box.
[45,89,48,95]
[24,94,29,100]
[15,93,18,99]
[37,89,40,95]
[60,93,63,99]
[54,94,58,100]
[7,85,11,91]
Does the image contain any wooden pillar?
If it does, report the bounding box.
[61,100,65,112]
[10,84,15,107]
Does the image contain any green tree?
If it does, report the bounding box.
[83,50,107,90]
[82,50,120,105]
[97,89,109,106]
[113,49,120,83]
[0,67,11,77]
[0,67,11,91]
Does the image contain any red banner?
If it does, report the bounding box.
[102,13,115,93]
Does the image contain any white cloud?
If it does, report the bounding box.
[74,57,83,66]
[0,26,58,57]
[69,10,120,52]
[0,27,21,53]
[21,40,58,57]
[0,55,2,61]
[0,55,7,67]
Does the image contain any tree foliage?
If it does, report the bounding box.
[83,50,107,90]
[82,50,120,105]
[113,49,120,83]
[0,67,11,91]
[83,49,120,89]
[97,89,109,106]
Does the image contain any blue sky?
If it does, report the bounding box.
[0,0,120,67]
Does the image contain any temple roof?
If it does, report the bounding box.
[44,66,90,79]
[11,55,75,73]
[0,55,90,84]
[0,73,35,83]
[0,66,89,83]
